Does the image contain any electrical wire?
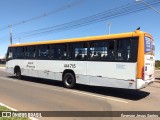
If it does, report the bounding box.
[0,0,86,31]
[13,0,160,40]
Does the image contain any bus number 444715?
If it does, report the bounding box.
[64,64,76,68]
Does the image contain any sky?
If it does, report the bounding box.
[0,0,160,60]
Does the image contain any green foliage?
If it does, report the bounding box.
[0,106,10,111]
[155,60,160,69]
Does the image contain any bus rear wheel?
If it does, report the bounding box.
[63,73,76,89]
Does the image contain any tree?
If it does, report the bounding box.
[155,60,160,69]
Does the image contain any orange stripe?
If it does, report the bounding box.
[136,32,144,79]
[9,32,138,47]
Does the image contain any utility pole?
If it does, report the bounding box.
[18,37,20,43]
[108,22,111,34]
[9,25,12,44]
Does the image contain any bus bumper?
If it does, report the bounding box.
[136,78,154,89]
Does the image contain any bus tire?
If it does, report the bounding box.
[63,73,76,89]
[15,68,21,79]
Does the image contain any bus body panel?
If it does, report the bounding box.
[144,55,155,81]
[7,59,137,89]
[87,61,137,89]
[7,59,89,83]
[136,79,153,89]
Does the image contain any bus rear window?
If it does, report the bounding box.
[144,36,155,54]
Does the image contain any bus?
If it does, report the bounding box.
[6,30,155,89]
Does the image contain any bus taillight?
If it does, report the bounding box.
[142,66,144,80]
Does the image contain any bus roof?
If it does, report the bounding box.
[9,30,152,47]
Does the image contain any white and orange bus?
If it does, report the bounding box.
[6,30,155,89]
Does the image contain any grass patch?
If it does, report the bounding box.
[0,106,30,120]
[0,106,10,111]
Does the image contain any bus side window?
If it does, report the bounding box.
[67,43,73,60]
[63,44,68,59]
[108,41,115,60]
[89,41,106,61]
[54,43,72,60]
[130,38,138,62]
[7,47,14,60]
[24,47,29,58]
[52,44,67,60]
[74,42,88,60]
[125,39,131,61]
[115,40,124,61]
[89,42,96,60]
[25,46,36,59]
[14,47,22,59]
[50,45,55,59]
[14,48,18,59]
[114,39,132,62]
[37,45,50,59]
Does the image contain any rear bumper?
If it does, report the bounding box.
[136,78,154,89]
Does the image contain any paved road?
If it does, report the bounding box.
[0,68,160,120]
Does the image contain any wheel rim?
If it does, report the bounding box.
[65,76,72,86]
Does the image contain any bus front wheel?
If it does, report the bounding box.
[63,73,76,89]
[15,68,21,79]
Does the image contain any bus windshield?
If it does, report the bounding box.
[144,36,155,55]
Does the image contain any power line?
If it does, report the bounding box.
[136,0,160,14]
[13,0,160,40]
[0,0,86,31]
